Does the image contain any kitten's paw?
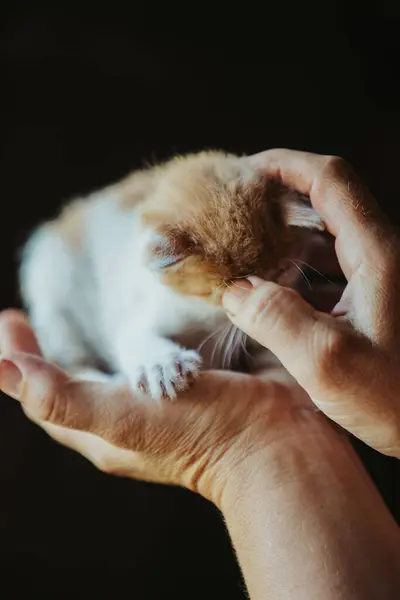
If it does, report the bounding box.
[128,348,202,402]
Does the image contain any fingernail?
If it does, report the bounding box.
[223,280,253,314]
[247,276,266,288]
[0,358,22,399]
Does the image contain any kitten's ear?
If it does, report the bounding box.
[283,193,325,231]
[147,230,192,270]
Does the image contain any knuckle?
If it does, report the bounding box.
[380,416,400,458]
[317,155,358,201]
[323,154,352,180]
[246,285,298,329]
[313,327,349,384]
[0,309,26,335]
[28,372,68,425]
[0,309,22,325]
[95,455,118,475]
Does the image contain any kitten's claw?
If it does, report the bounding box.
[128,349,202,402]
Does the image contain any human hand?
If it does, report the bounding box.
[0,310,334,507]
[225,149,400,457]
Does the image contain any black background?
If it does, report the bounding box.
[0,1,399,598]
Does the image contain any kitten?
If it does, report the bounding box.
[19,150,324,401]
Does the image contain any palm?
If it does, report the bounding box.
[0,310,311,495]
[31,367,311,489]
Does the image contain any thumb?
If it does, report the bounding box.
[223,277,335,382]
[0,352,147,447]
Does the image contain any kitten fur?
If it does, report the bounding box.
[19,150,325,400]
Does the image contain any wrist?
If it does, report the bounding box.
[217,410,400,600]
[219,413,346,512]
[210,400,345,511]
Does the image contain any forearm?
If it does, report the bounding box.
[220,413,400,600]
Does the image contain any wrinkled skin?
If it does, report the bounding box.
[225,149,400,458]
[0,149,398,514]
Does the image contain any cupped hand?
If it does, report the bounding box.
[226,149,400,458]
[0,310,332,507]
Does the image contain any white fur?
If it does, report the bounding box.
[20,190,236,401]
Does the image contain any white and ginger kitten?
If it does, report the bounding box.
[19,150,324,401]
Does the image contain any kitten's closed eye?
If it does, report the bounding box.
[150,253,185,270]
[147,231,192,271]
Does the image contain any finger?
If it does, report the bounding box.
[0,351,151,450]
[248,149,382,233]
[247,149,391,278]
[223,280,400,457]
[0,310,42,356]
[223,278,337,387]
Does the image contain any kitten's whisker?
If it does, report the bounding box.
[217,281,230,291]
[229,325,239,369]
[220,323,249,371]
[240,332,252,362]
[235,327,247,366]
[289,260,312,290]
[230,270,258,280]
[290,258,333,285]
[211,322,231,367]
[225,325,237,369]
[222,323,237,370]
[214,323,231,368]
[221,327,230,370]
[231,282,252,291]
[198,323,227,352]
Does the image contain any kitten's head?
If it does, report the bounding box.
[138,151,325,305]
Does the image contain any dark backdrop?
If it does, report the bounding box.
[0,2,399,598]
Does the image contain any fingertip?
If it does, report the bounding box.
[223,279,253,314]
[0,358,22,399]
[0,309,29,329]
[246,277,284,294]
[247,275,266,288]
[231,280,317,350]
[0,310,42,356]
[1,351,140,437]
[0,351,68,402]
[223,278,291,318]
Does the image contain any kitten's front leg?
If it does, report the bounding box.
[114,327,202,401]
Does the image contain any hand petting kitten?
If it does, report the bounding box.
[19,150,324,401]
